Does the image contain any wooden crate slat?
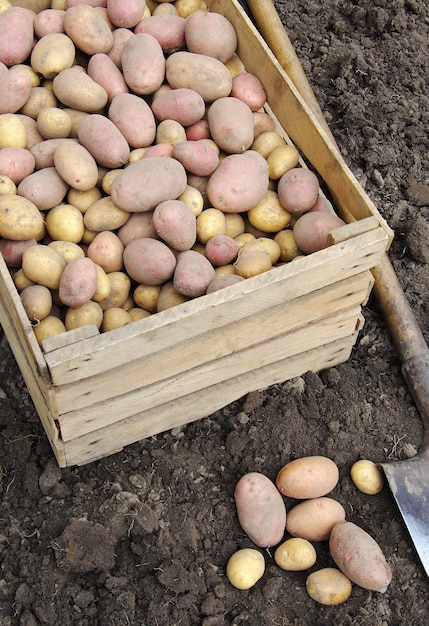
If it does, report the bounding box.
[63,334,357,467]
[54,271,372,416]
[58,305,361,441]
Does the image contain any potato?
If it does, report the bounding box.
[108,93,156,148]
[233,249,272,278]
[0,6,34,67]
[13,268,34,291]
[206,152,269,213]
[15,115,44,150]
[134,14,186,55]
[156,280,189,312]
[65,299,103,331]
[117,212,157,246]
[276,456,339,499]
[97,271,131,310]
[0,113,26,149]
[152,199,196,251]
[173,141,219,176]
[329,521,392,593]
[0,147,35,183]
[48,240,85,264]
[67,186,102,214]
[18,167,69,211]
[20,284,53,322]
[175,0,208,19]
[185,119,210,141]
[53,140,99,192]
[0,66,32,114]
[121,33,166,95]
[173,249,215,297]
[101,307,133,332]
[133,283,160,313]
[21,86,57,120]
[83,196,129,232]
[30,137,74,169]
[58,256,98,308]
[350,459,384,495]
[77,113,130,169]
[274,538,317,571]
[87,53,129,102]
[63,3,113,55]
[224,213,245,239]
[277,167,320,214]
[53,68,108,113]
[230,72,266,112]
[309,195,336,214]
[274,229,301,262]
[155,119,187,147]
[152,88,205,127]
[293,212,346,254]
[251,131,285,159]
[128,307,151,322]
[286,497,346,542]
[204,234,238,266]
[106,26,134,68]
[267,145,300,180]
[196,208,225,244]
[306,568,352,606]
[123,237,176,285]
[45,203,84,243]
[0,195,44,241]
[0,174,16,196]
[31,33,76,80]
[240,237,281,265]
[185,11,237,63]
[62,109,89,139]
[206,274,244,293]
[33,315,67,348]
[247,190,292,233]
[110,156,187,212]
[106,0,145,28]
[226,549,265,590]
[208,97,254,154]
[33,9,66,38]
[141,142,174,158]
[22,244,66,290]
[0,238,36,267]
[253,111,278,138]
[178,185,204,217]
[234,472,286,548]
[37,107,72,139]
[166,51,232,103]
[87,230,124,273]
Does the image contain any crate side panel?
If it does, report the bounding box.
[54,272,372,416]
[45,229,387,387]
[58,305,361,441]
[62,335,356,467]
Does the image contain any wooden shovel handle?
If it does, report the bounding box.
[244,0,429,427]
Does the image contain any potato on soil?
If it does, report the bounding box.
[286,497,346,542]
[329,521,392,593]
[234,472,286,548]
[306,568,352,606]
[274,538,317,571]
[152,199,197,251]
[124,238,177,285]
[20,284,53,322]
[276,456,339,499]
[58,257,98,308]
[226,548,265,590]
[0,195,44,241]
[350,459,384,495]
[173,249,215,297]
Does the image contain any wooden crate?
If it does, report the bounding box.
[0,0,392,467]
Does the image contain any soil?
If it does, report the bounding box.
[1,1,429,625]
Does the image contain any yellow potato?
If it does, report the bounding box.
[178,185,204,217]
[225,55,245,78]
[0,195,44,241]
[45,204,85,243]
[128,307,152,322]
[251,131,285,159]
[20,86,57,120]
[247,190,292,233]
[101,307,133,332]
[274,229,301,262]
[65,300,103,331]
[214,264,235,277]
[13,268,34,291]
[0,1,12,15]
[101,170,123,195]
[234,249,272,278]
[37,107,72,139]
[350,459,384,495]
[306,568,352,606]
[156,281,189,312]
[133,284,161,314]
[196,208,226,244]
[48,240,85,265]
[234,232,255,251]
[226,549,265,590]
[21,244,66,290]
[33,315,66,348]
[224,213,245,239]
[240,237,281,265]
[84,196,130,232]
[67,187,103,214]
[156,119,187,147]
[20,284,53,322]
[13,64,40,88]
[98,271,131,311]
[274,538,317,571]
[0,113,26,148]
[91,264,111,303]
[267,144,300,180]
[31,33,76,80]
[0,174,17,196]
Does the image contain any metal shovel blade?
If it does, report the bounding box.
[382,452,429,576]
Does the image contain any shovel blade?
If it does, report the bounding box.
[382,454,429,577]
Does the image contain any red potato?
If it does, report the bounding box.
[53,68,109,113]
[0,238,37,268]
[206,152,269,213]
[30,138,78,170]
[0,7,34,67]
[108,93,156,149]
[87,230,124,273]
[117,212,157,246]
[77,114,130,169]
[173,249,216,297]
[293,211,346,254]
[121,33,166,96]
[286,497,346,542]
[234,472,287,548]
[173,141,219,176]
[0,147,35,184]
[142,143,174,159]
[309,195,336,214]
[230,72,267,112]
[277,167,320,214]
[33,9,66,38]
[134,15,186,55]
[204,234,238,266]
[58,257,98,308]
[106,0,146,28]
[184,10,237,63]
[54,141,99,192]
[152,199,196,251]
[185,119,210,141]
[207,96,254,154]
[0,67,32,115]
[123,238,177,285]
[329,522,392,593]
[110,156,187,212]
[107,27,134,68]
[63,3,114,55]
[151,87,206,127]
[166,51,232,103]
[276,456,340,499]
[16,115,44,150]
[17,167,69,211]
[87,53,129,101]
[253,111,277,138]
[206,274,245,293]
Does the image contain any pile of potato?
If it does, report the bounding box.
[0,0,346,347]
[227,456,391,605]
